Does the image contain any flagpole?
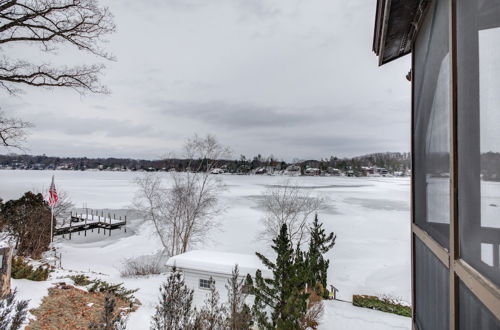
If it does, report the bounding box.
[49,174,55,245]
[51,203,54,244]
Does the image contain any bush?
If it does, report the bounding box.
[0,289,29,330]
[87,280,138,304]
[352,295,411,317]
[11,257,49,281]
[69,274,92,286]
[120,255,164,277]
[88,295,128,330]
[0,192,52,259]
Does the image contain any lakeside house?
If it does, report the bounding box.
[166,250,271,307]
[284,164,301,176]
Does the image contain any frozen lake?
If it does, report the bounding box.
[0,170,411,299]
[1,170,412,329]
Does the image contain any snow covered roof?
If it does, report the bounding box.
[166,250,271,278]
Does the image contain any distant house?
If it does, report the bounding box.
[327,167,341,176]
[284,164,301,176]
[210,168,224,174]
[304,167,320,176]
[254,167,267,175]
[166,250,270,307]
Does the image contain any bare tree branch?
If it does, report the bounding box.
[0,59,108,94]
[258,180,327,247]
[0,110,33,149]
[0,0,115,94]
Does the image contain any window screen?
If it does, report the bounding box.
[459,280,500,329]
[414,237,450,330]
[457,0,500,287]
[413,0,451,248]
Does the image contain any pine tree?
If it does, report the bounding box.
[246,224,309,330]
[151,268,196,330]
[306,214,336,298]
[195,278,228,330]
[226,265,252,330]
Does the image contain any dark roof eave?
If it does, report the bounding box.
[373,0,427,65]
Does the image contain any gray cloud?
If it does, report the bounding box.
[28,111,156,138]
[0,0,411,160]
[156,101,308,128]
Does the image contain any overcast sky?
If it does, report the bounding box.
[1,0,411,161]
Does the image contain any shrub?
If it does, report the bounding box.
[69,274,92,286]
[0,192,52,259]
[0,289,29,330]
[120,255,164,277]
[11,257,49,281]
[301,290,324,330]
[352,294,411,317]
[87,280,138,304]
[88,295,128,330]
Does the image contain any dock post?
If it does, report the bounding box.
[91,210,94,233]
[124,215,127,233]
[84,209,88,237]
[109,213,111,236]
[69,220,72,240]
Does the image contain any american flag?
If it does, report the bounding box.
[48,175,58,207]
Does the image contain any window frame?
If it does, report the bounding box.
[410,0,500,329]
[199,278,215,290]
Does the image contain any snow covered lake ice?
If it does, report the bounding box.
[0,170,412,329]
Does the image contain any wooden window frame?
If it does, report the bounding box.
[410,1,500,329]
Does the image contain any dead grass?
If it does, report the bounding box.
[26,283,137,330]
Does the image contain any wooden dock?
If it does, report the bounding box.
[54,210,127,239]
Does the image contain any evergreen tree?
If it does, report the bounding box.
[0,192,52,258]
[306,214,336,298]
[88,295,128,330]
[246,224,309,330]
[195,277,228,330]
[0,289,28,330]
[226,265,252,330]
[151,268,196,330]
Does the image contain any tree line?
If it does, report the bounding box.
[0,152,411,173]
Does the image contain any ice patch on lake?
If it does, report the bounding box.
[344,198,409,211]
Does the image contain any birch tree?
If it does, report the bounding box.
[134,134,230,257]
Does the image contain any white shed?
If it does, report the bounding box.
[166,250,271,308]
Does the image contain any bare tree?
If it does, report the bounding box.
[134,134,230,257]
[0,0,115,95]
[0,111,32,149]
[259,180,327,247]
[133,173,170,250]
[37,186,73,225]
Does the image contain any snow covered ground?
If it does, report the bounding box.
[0,170,411,329]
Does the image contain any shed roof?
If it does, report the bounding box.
[373,0,427,65]
[166,250,272,277]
